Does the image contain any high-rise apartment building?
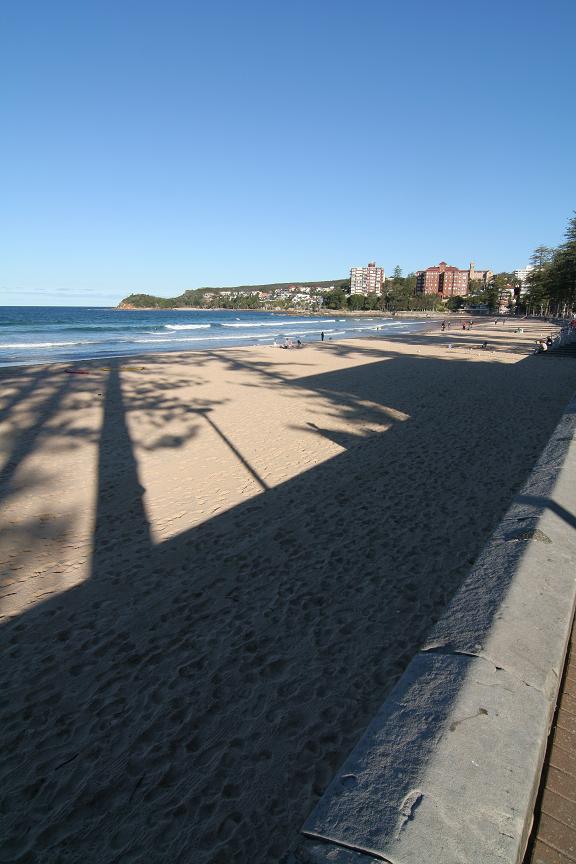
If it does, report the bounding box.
[514,265,535,295]
[514,265,535,283]
[415,262,469,297]
[350,262,385,295]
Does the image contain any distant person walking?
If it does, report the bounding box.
[321,331,324,342]
[441,321,446,331]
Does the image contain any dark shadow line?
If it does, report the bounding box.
[199,410,269,491]
[517,494,576,531]
[90,364,153,580]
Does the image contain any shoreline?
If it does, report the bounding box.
[0,318,440,372]
[2,309,565,372]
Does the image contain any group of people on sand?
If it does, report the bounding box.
[277,330,328,349]
[534,336,553,354]
[278,338,303,350]
[441,320,472,332]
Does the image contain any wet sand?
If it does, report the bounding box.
[1,319,574,863]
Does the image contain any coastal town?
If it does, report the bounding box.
[119,259,544,316]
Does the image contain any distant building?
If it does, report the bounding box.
[350,262,385,295]
[415,262,469,298]
[514,265,535,283]
[468,261,493,287]
[514,265,535,295]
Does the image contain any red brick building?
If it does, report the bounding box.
[415,262,469,297]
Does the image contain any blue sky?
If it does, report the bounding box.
[1,0,575,306]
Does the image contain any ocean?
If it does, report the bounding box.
[0,307,432,367]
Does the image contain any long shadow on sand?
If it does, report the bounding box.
[0,346,574,864]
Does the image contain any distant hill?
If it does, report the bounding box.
[117,279,348,309]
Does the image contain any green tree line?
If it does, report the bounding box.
[118,280,349,309]
[323,270,444,312]
[523,212,576,317]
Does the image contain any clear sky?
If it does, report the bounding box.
[1,0,575,306]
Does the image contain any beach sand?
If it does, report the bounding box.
[1,320,574,863]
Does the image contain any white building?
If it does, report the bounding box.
[350,262,385,295]
[514,265,535,294]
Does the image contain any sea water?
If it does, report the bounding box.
[0,307,432,367]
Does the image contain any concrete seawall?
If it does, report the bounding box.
[290,392,576,864]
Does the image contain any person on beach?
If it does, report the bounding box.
[441,321,446,331]
[481,341,488,350]
[546,336,553,347]
[321,331,324,342]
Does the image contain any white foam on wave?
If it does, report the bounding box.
[0,341,84,349]
[221,318,337,328]
[278,328,341,337]
[164,324,211,330]
[221,322,291,328]
[132,333,278,344]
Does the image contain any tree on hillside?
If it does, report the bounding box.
[523,212,576,317]
[385,278,414,309]
[490,274,515,313]
[393,265,403,279]
[558,213,576,314]
[322,288,347,309]
[347,293,367,311]
[446,296,466,311]
[120,293,172,308]
[530,246,554,269]
[404,273,417,292]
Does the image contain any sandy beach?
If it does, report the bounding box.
[1,319,575,863]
